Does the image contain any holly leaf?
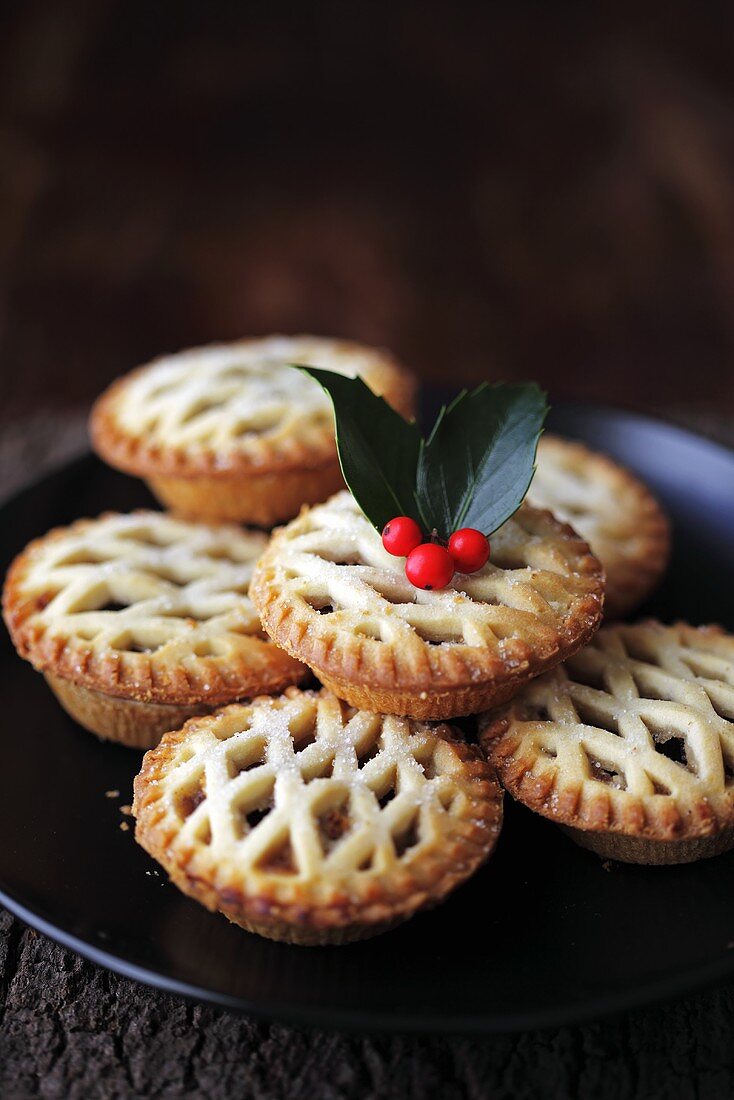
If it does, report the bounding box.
[295,366,422,530]
[415,382,547,538]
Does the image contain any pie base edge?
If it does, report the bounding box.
[44,673,212,750]
[561,822,734,865]
[147,464,346,526]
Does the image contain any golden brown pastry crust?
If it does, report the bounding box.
[133,687,503,944]
[530,435,670,618]
[89,336,416,525]
[3,511,307,711]
[43,675,213,750]
[89,336,415,470]
[250,492,605,719]
[146,465,346,528]
[480,621,734,863]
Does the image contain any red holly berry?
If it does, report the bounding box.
[382,516,423,557]
[405,543,455,590]
[448,528,490,573]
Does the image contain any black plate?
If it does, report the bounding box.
[2,403,734,1034]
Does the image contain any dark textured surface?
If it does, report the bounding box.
[4,909,734,1100]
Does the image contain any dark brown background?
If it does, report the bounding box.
[4,4,734,1098]
[3,1,734,424]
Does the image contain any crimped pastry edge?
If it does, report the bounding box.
[2,512,310,707]
[250,502,605,720]
[479,621,734,856]
[90,336,417,481]
[534,435,670,619]
[132,693,504,943]
[481,707,734,852]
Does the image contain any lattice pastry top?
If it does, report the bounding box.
[90,336,415,479]
[133,686,502,943]
[529,435,669,618]
[480,621,734,844]
[3,511,306,706]
[250,491,604,719]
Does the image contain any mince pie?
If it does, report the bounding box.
[3,511,307,748]
[133,686,503,944]
[90,336,416,526]
[250,491,604,720]
[480,621,734,863]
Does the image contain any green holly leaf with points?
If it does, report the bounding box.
[293,366,548,541]
[296,366,422,530]
[415,382,547,537]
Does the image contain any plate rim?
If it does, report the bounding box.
[2,879,733,1035]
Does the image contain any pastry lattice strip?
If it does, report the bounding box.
[17,512,266,658]
[273,493,598,654]
[3,511,307,705]
[510,623,734,804]
[531,438,619,547]
[108,338,389,456]
[528,435,669,618]
[166,690,474,877]
[117,343,327,448]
